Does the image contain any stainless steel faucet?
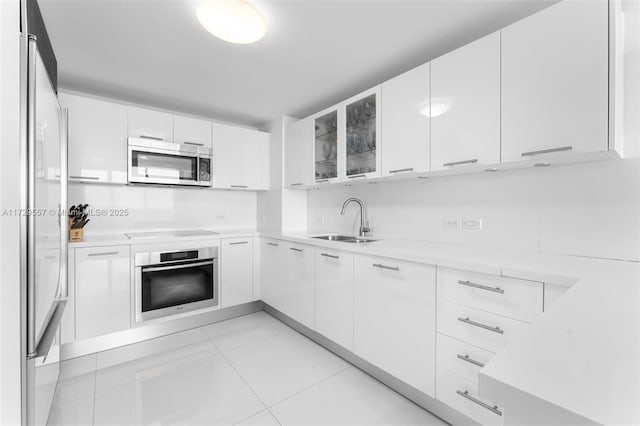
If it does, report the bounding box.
[340,198,370,237]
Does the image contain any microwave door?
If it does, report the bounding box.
[129,148,199,185]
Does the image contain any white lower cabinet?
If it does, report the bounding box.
[220,237,255,308]
[314,248,354,351]
[261,239,315,329]
[75,245,131,340]
[354,254,436,396]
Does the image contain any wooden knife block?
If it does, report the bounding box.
[68,218,84,242]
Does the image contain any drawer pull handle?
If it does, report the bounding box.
[443,159,478,167]
[372,263,399,272]
[521,146,572,157]
[290,183,303,186]
[456,354,486,368]
[266,242,279,247]
[458,317,504,334]
[456,390,502,416]
[69,175,100,181]
[348,174,366,179]
[231,185,248,188]
[229,241,249,245]
[183,141,204,146]
[88,251,119,257]
[320,253,339,259]
[316,179,330,183]
[289,247,303,252]
[139,135,164,141]
[458,280,504,294]
[389,167,414,174]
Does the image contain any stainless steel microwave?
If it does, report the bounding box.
[127,137,212,187]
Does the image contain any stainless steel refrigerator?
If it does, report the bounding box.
[20,7,68,424]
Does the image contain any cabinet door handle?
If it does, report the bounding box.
[290,183,303,186]
[87,251,120,257]
[139,135,164,141]
[230,185,248,188]
[372,263,399,271]
[144,260,213,273]
[456,354,485,368]
[183,141,204,146]
[321,253,339,259]
[521,146,572,157]
[457,280,504,294]
[456,390,502,416]
[457,317,504,334]
[229,241,248,245]
[289,247,303,252]
[443,159,478,167]
[69,175,100,181]
[266,242,279,247]
[348,174,366,179]
[389,167,414,174]
[316,179,329,183]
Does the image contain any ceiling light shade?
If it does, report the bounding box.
[197,0,267,44]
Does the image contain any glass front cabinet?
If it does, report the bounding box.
[312,86,382,186]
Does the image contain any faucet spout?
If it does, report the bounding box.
[340,198,370,237]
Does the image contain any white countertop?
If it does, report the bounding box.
[262,232,640,425]
[69,228,260,248]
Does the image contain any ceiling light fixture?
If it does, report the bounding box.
[197,0,267,44]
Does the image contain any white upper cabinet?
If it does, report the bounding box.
[501,0,609,162]
[212,122,269,190]
[60,93,128,184]
[127,106,174,142]
[431,32,500,172]
[343,87,381,181]
[313,107,342,185]
[285,116,314,187]
[381,62,430,176]
[173,115,212,148]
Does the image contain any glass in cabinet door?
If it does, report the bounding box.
[345,93,377,177]
[314,111,338,181]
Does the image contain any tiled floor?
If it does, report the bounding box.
[48,312,447,426]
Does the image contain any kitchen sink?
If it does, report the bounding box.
[311,234,378,243]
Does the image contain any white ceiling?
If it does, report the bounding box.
[39,0,557,128]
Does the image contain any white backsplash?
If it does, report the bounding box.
[69,184,257,235]
[307,158,640,262]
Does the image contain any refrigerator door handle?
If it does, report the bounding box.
[58,108,68,299]
[26,35,37,358]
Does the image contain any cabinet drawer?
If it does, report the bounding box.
[437,367,503,426]
[438,267,543,323]
[437,302,529,353]
[436,333,494,389]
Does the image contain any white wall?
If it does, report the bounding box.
[307,158,640,262]
[0,0,24,424]
[68,183,257,235]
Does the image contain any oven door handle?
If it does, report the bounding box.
[142,260,214,273]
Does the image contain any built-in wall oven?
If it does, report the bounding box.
[127,137,212,187]
[134,247,218,322]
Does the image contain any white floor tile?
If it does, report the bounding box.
[270,367,447,426]
[236,409,281,426]
[93,352,264,425]
[202,311,292,353]
[47,395,94,426]
[223,328,349,406]
[53,372,96,403]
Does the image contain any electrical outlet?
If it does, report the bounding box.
[216,215,226,221]
[443,218,461,229]
[462,218,482,230]
[320,215,326,224]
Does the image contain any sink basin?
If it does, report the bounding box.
[311,234,378,243]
